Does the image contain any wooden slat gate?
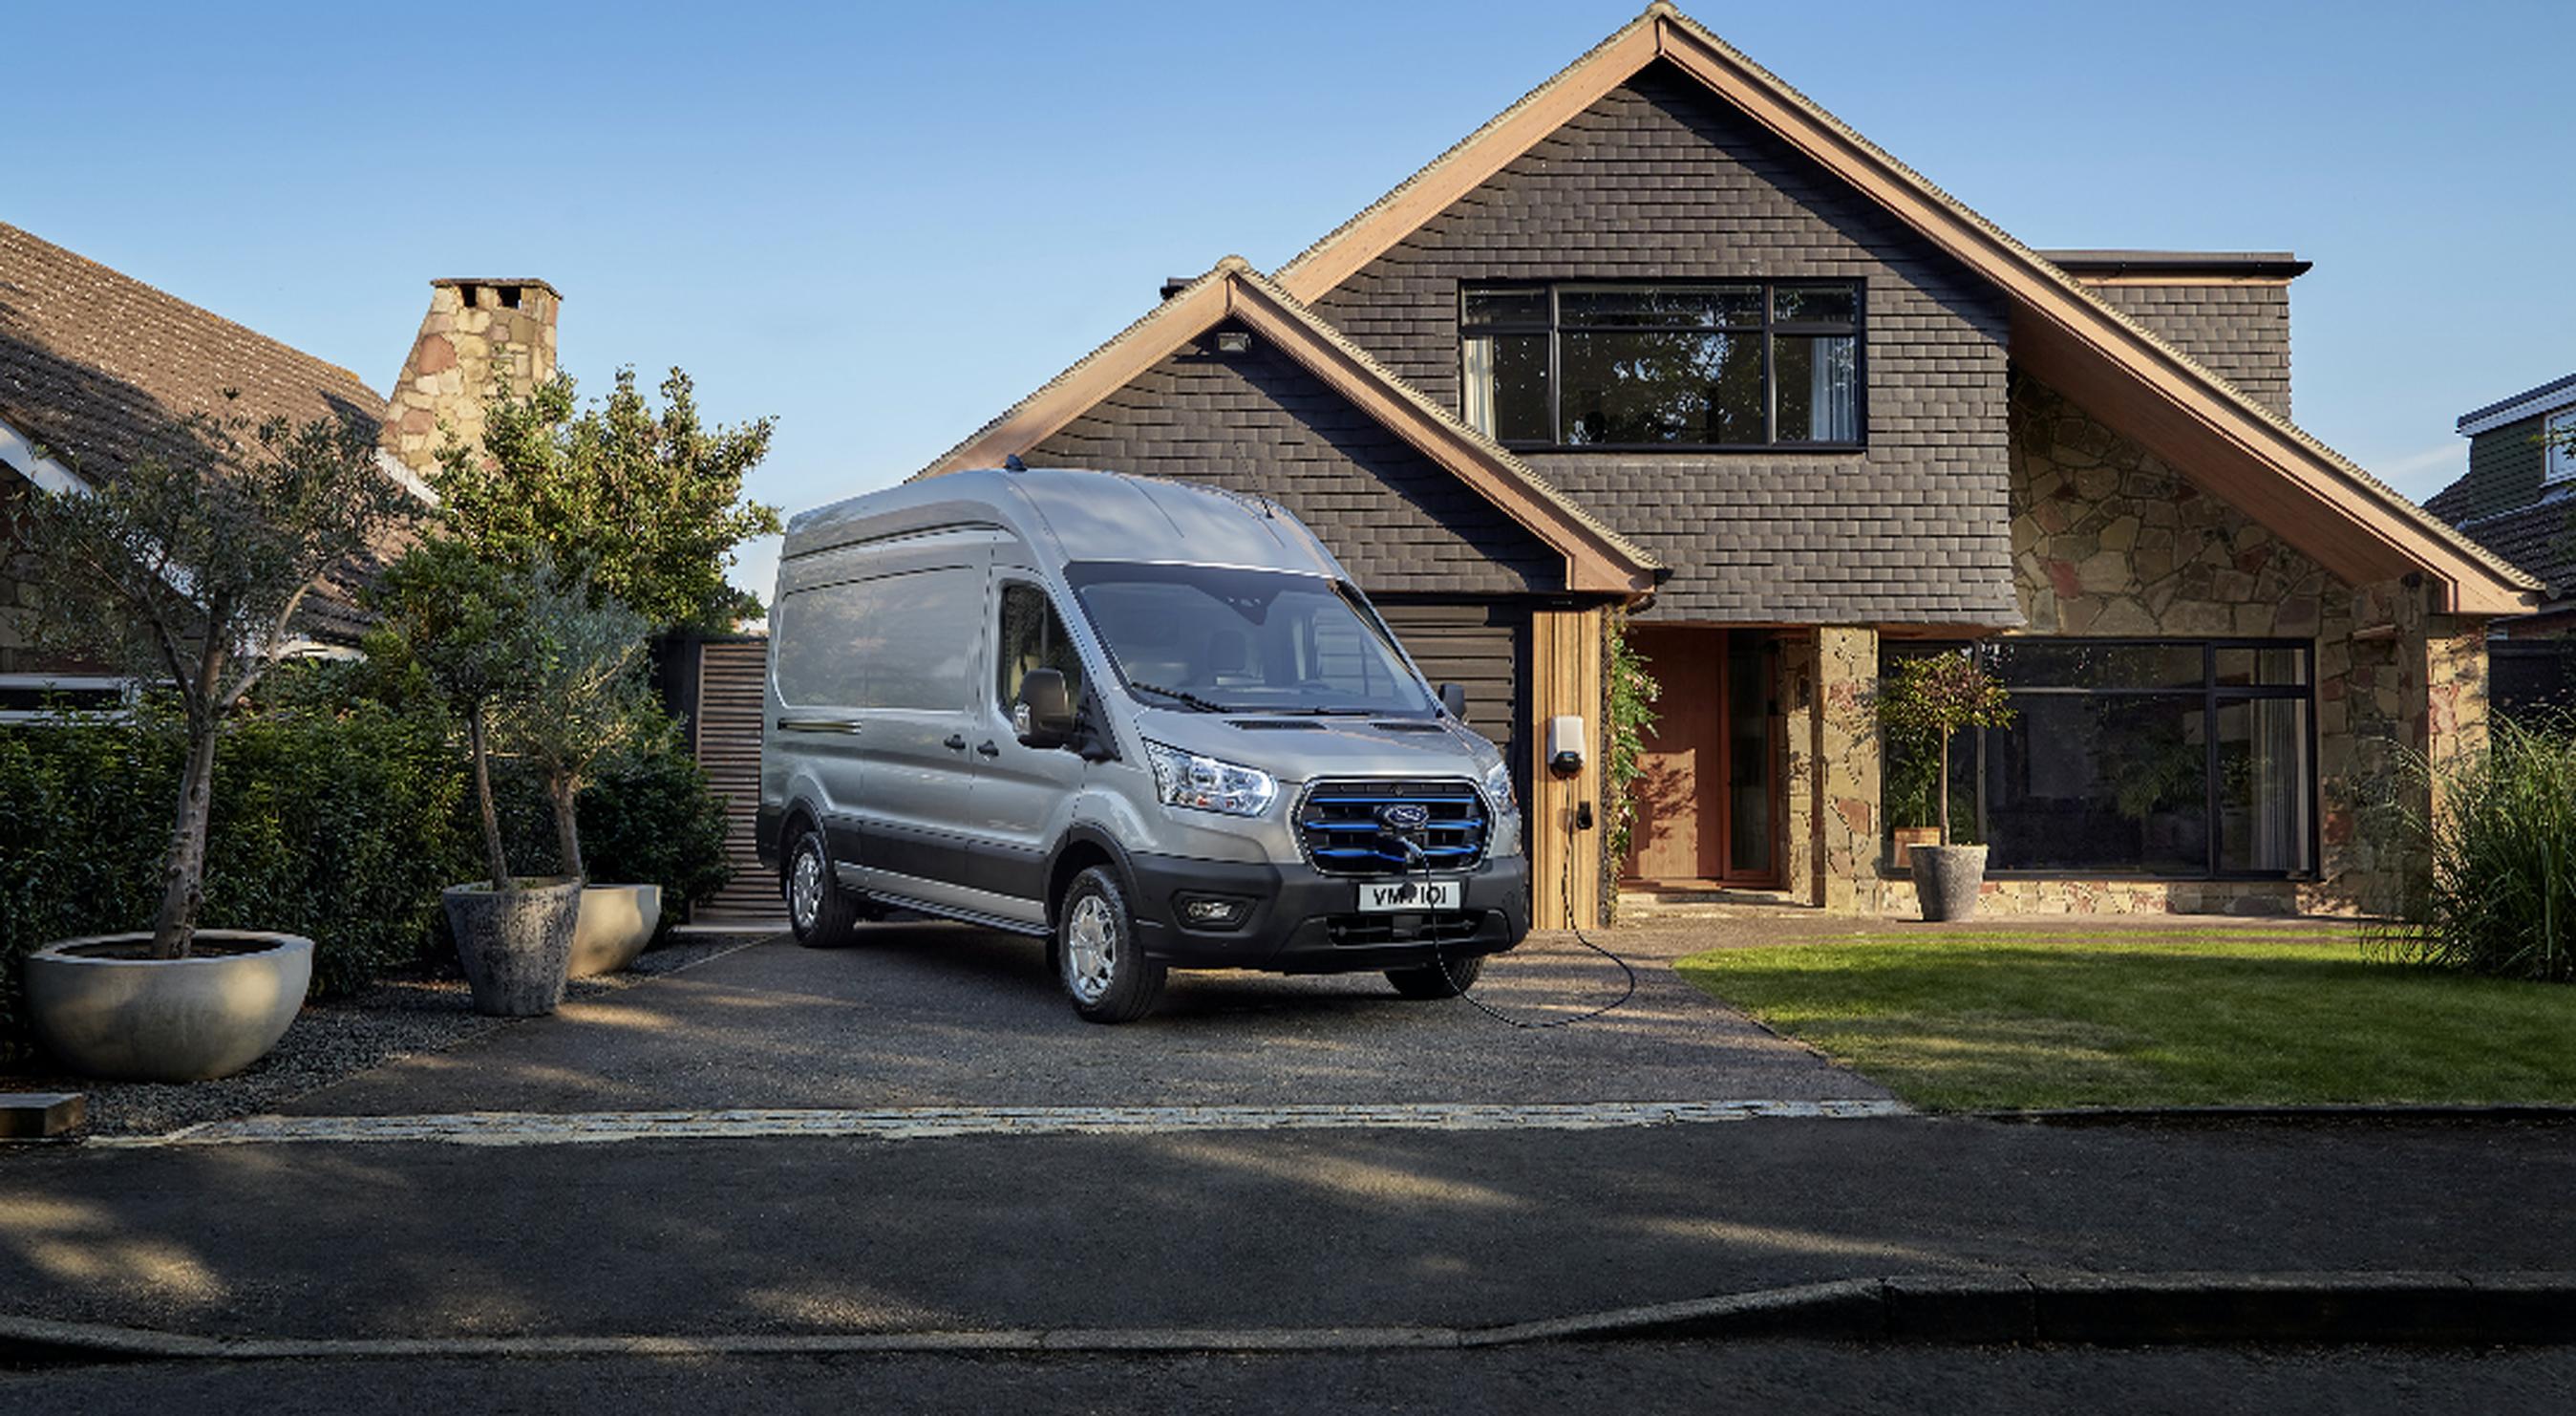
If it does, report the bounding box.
[686,636,781,923]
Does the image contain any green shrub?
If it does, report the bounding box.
[487,707,734,937]
[2366,716,2576,983]
[0,682,472,1061]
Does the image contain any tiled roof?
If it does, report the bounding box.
[0,220,385,481]
[2458,372,2576,434]
[2454,496,2575,604]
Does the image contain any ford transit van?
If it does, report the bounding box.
[756,466,1530,1022]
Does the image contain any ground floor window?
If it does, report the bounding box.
[1884,639,2315,878]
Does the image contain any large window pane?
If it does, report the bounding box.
[2217,699,2311,872]
[1773,285,1857,324]
[996,582,1084,711]
[776,568,981,713]
[1461,333,1551,442]
[1562,330,1762,444]
[1989,640,2206,692]
[2215,646,2309,688]
[1462,287,1547,326]
[1983,694,2211,874]
[1775,334,1859,442]
[1560,285,1761,328]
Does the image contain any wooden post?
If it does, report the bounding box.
[1529,609,1607,930]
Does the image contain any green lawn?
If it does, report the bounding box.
[1676,930,2576,1110]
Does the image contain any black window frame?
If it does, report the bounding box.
[1888,636,2321,882]
[1458,279,1867,452]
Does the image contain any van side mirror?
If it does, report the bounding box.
[1014,669,1077,749]
[1439,682,1468,719]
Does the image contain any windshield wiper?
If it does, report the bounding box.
[1125,680,1233,714]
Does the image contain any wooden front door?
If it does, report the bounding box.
[1623,628,1780,887]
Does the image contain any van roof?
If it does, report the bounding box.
[782,466,1350,579]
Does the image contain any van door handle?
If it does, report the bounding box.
[976,740,1001,758]
[778,717,861,736]
[945,734,969,751]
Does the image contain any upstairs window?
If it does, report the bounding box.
[1459,282,1862,449]
[2546,408,2575,486]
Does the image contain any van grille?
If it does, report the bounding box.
[1296,779,1488,877]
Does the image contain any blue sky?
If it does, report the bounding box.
[13,1,2573,602]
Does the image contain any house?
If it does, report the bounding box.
[922,4,2539,924]
[2426,375,2576,714]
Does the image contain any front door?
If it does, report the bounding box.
[1623,627,1779,887]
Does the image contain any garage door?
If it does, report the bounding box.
[1376,601,1532,818]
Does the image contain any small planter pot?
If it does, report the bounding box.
[442,878,583,1017]
[569,883,663,978]
[22,931,313,1083]
[1906,844,1990,923]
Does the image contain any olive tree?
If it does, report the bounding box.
[18,403,415,956]
[510,563,656,880]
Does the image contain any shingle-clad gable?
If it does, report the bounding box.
[1029,321,1564,595]
[1308,62,2018,625]
[2085,283,2292,418]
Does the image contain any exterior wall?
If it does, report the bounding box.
[1030,323,1564,596]
[2429,411,2556,525]
[1309,61,2018,626]
[2082,282,2293,418]
[1832,372,2489,917]
[382,281,562,478]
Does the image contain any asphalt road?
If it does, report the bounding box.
[3,1342,2568,1415]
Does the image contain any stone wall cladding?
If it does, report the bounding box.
[1310,62,2017,626]
[1029,324,1564,595]
[382,283,561,479]
[2085,282,2293,418]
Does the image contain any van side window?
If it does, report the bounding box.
[997,582,1084,709]
[776,565,983,711]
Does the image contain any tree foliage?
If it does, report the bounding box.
[18,402,415,955]
[1878,648,2014,846]
[1602,613,1662,879]
[430,367,780,631]
[508,563,655,881]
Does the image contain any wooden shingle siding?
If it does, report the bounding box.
[1309,63,2018,627]
[2087,283,2293,418]
[1029,326,1565,595]
[691,637,782,922]
[2431,413,2553,526]
[1376,600,1530,798]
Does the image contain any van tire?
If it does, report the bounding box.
[1057,866,1164,1024]
[784,826,858,946]
[1387,955,1481,998]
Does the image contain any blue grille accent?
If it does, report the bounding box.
[1296,779,1489,877]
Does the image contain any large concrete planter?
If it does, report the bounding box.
[22,931,313,1082]
[1906,844,1990,923]
[442,878,582,1017]
[568,883,662,978]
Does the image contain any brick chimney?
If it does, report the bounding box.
[381,278,562,478]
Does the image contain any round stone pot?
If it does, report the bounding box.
[442,878,582,1017]
[568,883,663,978]
[22,931,313,1083]
[1907,844,1991,923]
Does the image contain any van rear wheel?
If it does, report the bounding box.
[1387,955,1481,999]
[1058,866,1164,1023]
[784,826,859,946]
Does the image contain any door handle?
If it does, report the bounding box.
[945,734,969,751]
[778,717,861,736]
[976,740,1001,758]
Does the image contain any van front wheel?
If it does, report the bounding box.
[1058,866,1164,1024]
[784,826,859,946]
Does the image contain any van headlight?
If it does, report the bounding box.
[1481,759,1518,817]
[1143,741,1278,818]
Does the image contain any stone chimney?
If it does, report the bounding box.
[381,278,562,478]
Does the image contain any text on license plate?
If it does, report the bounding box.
[1357,879,1459,912]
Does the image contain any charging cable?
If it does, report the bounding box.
[1413,814,1635,1030]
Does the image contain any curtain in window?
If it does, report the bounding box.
[2247,697,2305,872]
[1807,335,1858,442]
[1462,336,1497,439]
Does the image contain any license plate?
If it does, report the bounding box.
[1357,879,1459,912]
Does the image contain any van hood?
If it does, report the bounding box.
[1129,708,1501,784]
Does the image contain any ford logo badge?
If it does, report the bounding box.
[1378,804,1431,832]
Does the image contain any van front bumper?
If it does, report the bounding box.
[1123,850,1529,974]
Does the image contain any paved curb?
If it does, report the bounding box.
[1979,1105,2576,1127]
[3,1272,2566,1364]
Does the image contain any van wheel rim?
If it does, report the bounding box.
[790,848,821,932]
[1066,895,1117,1003]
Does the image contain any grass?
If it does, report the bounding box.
[1675,929,2576,1110]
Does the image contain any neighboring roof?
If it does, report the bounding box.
[2458,373,2576,437]
[0,220,386,482]
[1268,3,2538,616]
[2039,249,2311,282]
[2449,496,2574,605]
[919,258,1664,598]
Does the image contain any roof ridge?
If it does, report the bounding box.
[0,220,381,399]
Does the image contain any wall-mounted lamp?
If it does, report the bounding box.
[1215,331,1253,354]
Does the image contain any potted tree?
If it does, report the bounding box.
[1879,648,2015,922]
[369,540,580,1016]
[513,564,664,976]
[15,406,414,1081]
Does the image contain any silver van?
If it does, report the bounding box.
[756,466,1530,1022]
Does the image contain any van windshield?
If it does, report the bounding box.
[1066,563,1437,716]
